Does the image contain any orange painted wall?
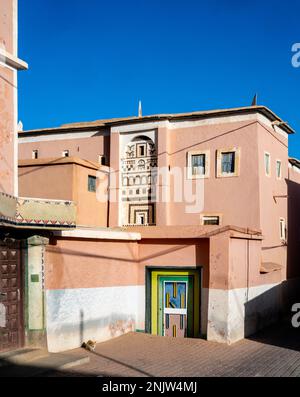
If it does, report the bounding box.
[18,159,108,227]
[19,162,74,200]
[72,162,108,227]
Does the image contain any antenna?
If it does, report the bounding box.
[251,93,258,106]
[138,100,142,117]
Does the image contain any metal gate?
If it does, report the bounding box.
[0,239,23,352]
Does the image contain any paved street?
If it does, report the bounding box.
[43,321,300,377]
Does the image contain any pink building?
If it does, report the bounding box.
[18,104,300,351]
[1,0,299,356]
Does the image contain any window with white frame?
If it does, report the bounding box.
[216,147,240,177]
[276,160,282,179]
[187,150,209,179]
[264,152,271,176]
[279,218,286,241]
[62,150,69,158]
[201,215,220,225]
[32,150,38,159]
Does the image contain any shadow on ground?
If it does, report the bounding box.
[246,318,300,352]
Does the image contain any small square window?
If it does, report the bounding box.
[265,152,271,176]
[217,148,240,178]
[62,150,69,158]
[221,152,235,174]
[276,160,282,179]
[99,155,106,165]
[187,150,210,179]
[32,150,38,159]
[202,216,220,225]
[88,175,96,192]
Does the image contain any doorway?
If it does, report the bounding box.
[0,240,24,352]
[147,269,201,338]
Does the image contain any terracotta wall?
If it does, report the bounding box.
[73,163,108,227]
[45,238,140,290]
[19,133,110,164]
[18,159,108,227]
[19,162,74,200]
[257,123,288,274]
[137,238,209,286]
[0,0,17,195]
[45,237,210,290]
[164,120,261,230]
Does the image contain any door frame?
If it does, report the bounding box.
[145,266,202,338]
[0,239,25,352]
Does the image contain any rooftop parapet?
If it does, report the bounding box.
[0,192,76,229]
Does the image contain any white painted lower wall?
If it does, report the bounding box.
[46,285,145,352]
[207,282,282,344]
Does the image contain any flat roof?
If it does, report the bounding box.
[124,225,263,239]
[19,105,295,136]
[18,156,102,171]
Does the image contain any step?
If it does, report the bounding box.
[0,348,48,368]
[0,351,90,377]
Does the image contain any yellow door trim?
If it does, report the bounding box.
[151,269,200,336]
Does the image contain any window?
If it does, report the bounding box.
[221,152,235,174]
[217,148,240,177]
[137,144,146,157]
[279,218,286,241]
[191,154,206,176]
[264,152,271,176]
[98,155,106,165]
[136,212,147,225]
[276,160,282,179]
[62,150,69,158]
[32,150,38,159]
[201,215,220,225]
[88,175,96,192]
[187,150,210,179]
[137,213,145,225]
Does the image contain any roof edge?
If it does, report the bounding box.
[19,105,295,137]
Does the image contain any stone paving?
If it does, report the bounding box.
[45,321,300,377]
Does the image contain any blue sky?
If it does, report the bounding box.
[19,0,300,158]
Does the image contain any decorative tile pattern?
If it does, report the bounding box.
[0,192,76,229]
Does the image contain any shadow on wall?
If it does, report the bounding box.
[244,284,283,338]
[287,179,300,279]
[244,281,300,350]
